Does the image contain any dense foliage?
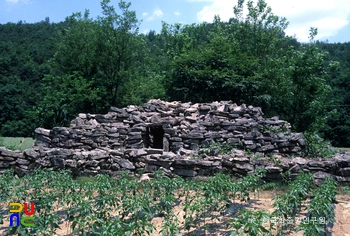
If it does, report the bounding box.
[0,0,349,146]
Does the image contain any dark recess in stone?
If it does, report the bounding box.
[145,126,164,149]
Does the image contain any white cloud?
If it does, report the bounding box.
[145,9,164,21]
[174,11,181,16]
[196,0,350,42]
[154,9,163,17]
[142,12,148,17]
[196,0,232,23]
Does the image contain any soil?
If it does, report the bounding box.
[1,190,349,235]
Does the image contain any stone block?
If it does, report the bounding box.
[35,127,51,136]
[256,145,275,152]
[234,163,254,172]
[1,149,23,158]
[24,149,39,160]
[116,159,135,170]
[0,161,10,168]
[145,164,160,172]
[265,166,282,173]
[174,169,197,177]
[51,157,66,168]
[339,167,350,177]
[16,158,31,165]
[0,156,15,161]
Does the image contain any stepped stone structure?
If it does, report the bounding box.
[1,99,350,183]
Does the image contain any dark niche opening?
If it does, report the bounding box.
[144,125,164,149]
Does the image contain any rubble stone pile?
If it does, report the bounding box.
[36,99,305,154]
[0,99,349,183]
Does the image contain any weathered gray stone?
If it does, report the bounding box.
[181,132,204,139]
[308,161,325,168]
[24,149,39,160]
[198,105,211,112]
[292,157,309,165]
[179,148,193,156]
[51,157,66,168]
[16,159,31,165]
[339,167,350,177]
[89,151,109,160]
[46,148,72,156]
[234,163,254,172]
[145,164,159,172]
[232,157,250,162]
[116,159,135,170]
[196,160,214,167]
[66,160,77,168]
[0,161,11,168]
[161,152,177,159]
[334,154,350,167]
[1,149,23,158]
[174,159,197,166]
[313,171,334,179]
[36,135,51,143]
[14,166,30,177]
[0,156,15,161]
[174,169,197,177]
[35,127,51,136]
[134,149,148,157]
[265,166,282,173]
[111,163,120,170]
[256,145,275,152]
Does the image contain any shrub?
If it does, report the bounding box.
[304,132,336,158]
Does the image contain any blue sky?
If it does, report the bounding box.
[1,0,349,43]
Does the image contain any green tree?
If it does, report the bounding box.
[0,20,62,136]
[286,42,332,132]
[38,0,143,127]
[97,0,141,106]
[169,0,332,135]
[316,42,350,146]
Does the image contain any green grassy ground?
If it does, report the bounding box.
[336,147,350,152]
[0,137,34,151]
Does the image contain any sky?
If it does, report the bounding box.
[1,0,349,43]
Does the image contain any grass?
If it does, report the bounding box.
[335,147,350,152]
[338,185,350,195]
[0,137,34,151]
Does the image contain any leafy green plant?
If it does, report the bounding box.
[268,156,282,166]
[244,149,253,156]
[0,166,338,235]
[198,141,235,156]
[341,186,350,194]
[272,172,314,232]
[296,177,337,235]
[281,170,292,185]
[304,132,336,158]
[229,209,275,236]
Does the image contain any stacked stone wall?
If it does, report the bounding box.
[0,99,349,184]
[36,99,306,155]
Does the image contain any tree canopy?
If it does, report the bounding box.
[0,0,349,147]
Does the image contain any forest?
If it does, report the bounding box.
[0,0,349,147]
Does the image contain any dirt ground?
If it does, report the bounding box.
[54,190,350,235]
[2,190,350,235]
[148,191,350,236]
